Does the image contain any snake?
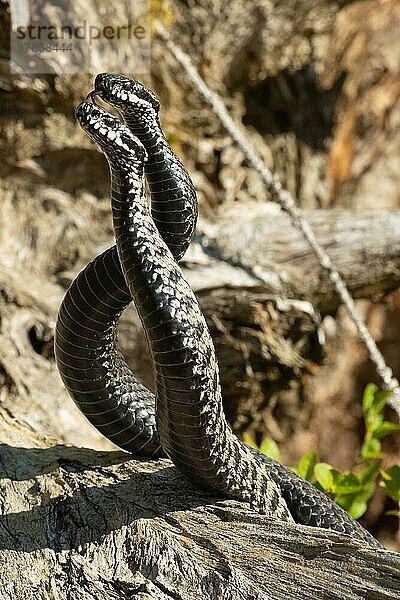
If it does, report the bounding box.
[57,75,381,547]
[55,78,197,457]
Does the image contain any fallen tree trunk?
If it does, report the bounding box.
[184,206,400,313]
[0,412,399,600]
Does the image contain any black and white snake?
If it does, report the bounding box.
[55,74,381,548]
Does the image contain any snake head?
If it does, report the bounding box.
[75,101,147,166]
[92,73,160,121]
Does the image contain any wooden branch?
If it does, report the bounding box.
[184,207,400,313]
[0,414,399,600]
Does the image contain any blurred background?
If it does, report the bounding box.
[1,0,400,549]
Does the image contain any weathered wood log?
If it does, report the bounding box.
[0,413,399,600]
[184,206,400,313]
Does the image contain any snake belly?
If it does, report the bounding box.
[55,80,197,457]
[73,100,381,548]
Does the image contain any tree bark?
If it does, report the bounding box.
[0,414,399,600]
[185,206,400,313]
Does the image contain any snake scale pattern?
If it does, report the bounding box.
[55,76,197,457]
[55,74,381,548]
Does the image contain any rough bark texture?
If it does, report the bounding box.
[189,207,400,310]
[1,0,400,594]
[1,415,399,600]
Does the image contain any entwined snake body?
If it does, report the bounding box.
[55,76,197,457]
[55,74,381,548]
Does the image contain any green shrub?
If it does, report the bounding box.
[251,384,400,520]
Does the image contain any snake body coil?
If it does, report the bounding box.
[55,80,197,456]
[69,94,381,548]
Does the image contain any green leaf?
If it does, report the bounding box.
[259,437,281,462]
[356,482,376,505]
[314,463,334,492]
[336,494,353,511]
[380,466,400,503]
[359,461,380,484]
[373,421,400,439]
[336,482,375,519]
[374,390,392,410]
[348,498,368,520]
[362,385,390,435]
[363,384,378,413]
[361,438,381,459]
[332,472,362,495]
[385,509,400,516]
[243,433,257,449]
[365,412,384,435]
[296,452,317,481]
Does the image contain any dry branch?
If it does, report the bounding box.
[2,208,400,456]
[157,17,400,411]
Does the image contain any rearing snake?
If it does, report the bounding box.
[55,74,381,548]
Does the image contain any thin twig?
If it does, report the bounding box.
[156,21,400,417]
